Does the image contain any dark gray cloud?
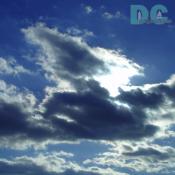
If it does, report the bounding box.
[6,24,155,142]
[23,25,107,82]
[3,77,175,142]
[0,79,159,142]
[43,81,158,140]
[123,148,170,160]
[3,24,175,144]
[118,78,175,109]
[118,88,164,108]
[0,100,53,141]
[22,24,142,95]
[155,83,175,102]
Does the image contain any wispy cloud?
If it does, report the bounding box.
[0,57,32,76]
[84,5,93,14]
[103,11,127,21]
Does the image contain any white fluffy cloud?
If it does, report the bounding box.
[22,23,143,96]
[84,6,93,14]
[0,80,36,111]
[0,57,31,75]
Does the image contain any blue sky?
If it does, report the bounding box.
[0,1,175,175]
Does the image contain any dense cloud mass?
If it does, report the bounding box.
[0,100,54,141]
[22,23,143,95]
[1,24,175,144]
[118,88,164,108]
[22,23,106,84]
[1,23,175,175]
[0,80,158,142]
[118,77,175,109]
[43,86,158,140]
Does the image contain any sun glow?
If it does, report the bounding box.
[92,47,143,96]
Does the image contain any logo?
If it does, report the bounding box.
[130,4,172,25]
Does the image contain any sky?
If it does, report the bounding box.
[0,0,175,175]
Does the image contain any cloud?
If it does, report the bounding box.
[117,74,175,119]
[22,23,105,88]
[84,6,93,14]
[43,83,158,140]
[103,12,114,20]
[84,141,175,173]
[0,80,36,108]
[0,24,158,146]
[0,153,129,175]
[59,170,100,175]
[1,72,175,152]
[0,151,105,175]
[103,11,127,21]
[0,160,101,175]
[0,80,55,147]
[66,27,94,39]
[0,153,80,175]
[0,57,31,76]
[0,78,158,147]
[123,147,170,160]
[1,22,175,175]
[118,88,164,109]
[0,160,58,175]
[0,24,174,149]
[22,23,142,96]
[116,75,175,141]
[0,100,54,141]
